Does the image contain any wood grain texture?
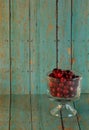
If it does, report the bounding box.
[0,95,10,129]
[39,0,56,93]
[58,0,71,69]
[30,0,56,94]
[10,122,30,130]
[0,122,9,130]
[10,95,31,129]
[11,0,30,94]
[0,0,10,94]
[0,95,9,121]
[72,0,89,93]
[30,0,40,94]
[31,95,62,130]
[74,94,89,130]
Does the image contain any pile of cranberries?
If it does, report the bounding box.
[48,68,80,98]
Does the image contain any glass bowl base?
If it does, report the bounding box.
[50,103,77,118]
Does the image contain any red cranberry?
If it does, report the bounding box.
[49,81,54,87]
[60,77,66,83]
[58,72,62,78]
[67,81,74,86]
[69,75,73,79]
[49,73,55,78]
[51,88,55,92]
[58,83,64,88]
[63,85,69,90]
[56,87,63,93]
[56,93,61,97]
[52,68,59,77]
[52,68,58,73]
[51,92,56,97]
[56,93,63,98]
[63,89,69,95]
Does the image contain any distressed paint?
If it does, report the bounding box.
[0,95,10,122]
[11,0,30,94]
[30,0,56,94]
[72,0,89,93]
[0,0,89,94]
[39,0,56,93]
[31,95,62,130]
[0,95,10,129]
[0,122,9,130]
[74,94,89,130]
[0,0,10,94]
[30,0,40,94]
[11,95,31,129]
[58,0,71,69]
[10,122,30,130]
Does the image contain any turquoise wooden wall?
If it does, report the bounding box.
[0,0,89,94]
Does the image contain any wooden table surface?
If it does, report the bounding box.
[0,94,89,130]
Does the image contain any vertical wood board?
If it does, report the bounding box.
[72,0,89,93]
[58,0,71,69]
[0,0,10,94]
[11,0,30,94]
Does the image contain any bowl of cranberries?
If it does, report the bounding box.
[48,68,82,99]
[47,68,82,117]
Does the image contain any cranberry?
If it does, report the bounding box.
[51,88,55,92]
[58,72,62,78]
[60,77,66,83]
[52,68,59,77]
[67,81,74,86]
[49,73,55,78]
[58,83,64,88]
[56,93,61,97]
[51,92,56,97]
[52,68,58,73]
[69,75,73,79]
[49,81,54,87]
[63,89,69,95]
[63,85,69,91]
[56,93,63,98]
[56,87,63,93]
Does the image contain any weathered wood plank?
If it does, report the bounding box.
[39,0,56,93]
[58,0,71,69]
[0,95,9,121]
[11,95,31,129]
[11,0,30,94]
[0,122,9,130]
[30,0,56,94]
[30,0,40,94]
[0,95,9,130]
[74,94,89,130]
[72,0,89,93]
[31,95,62,130]
[10,122,30,130]
[0,0,10,94]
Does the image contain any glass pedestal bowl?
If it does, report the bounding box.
[47,72,82,118]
